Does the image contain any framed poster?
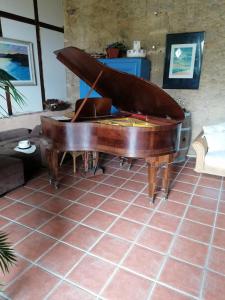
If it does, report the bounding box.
[163,32,204,89]
[0,37,36,85]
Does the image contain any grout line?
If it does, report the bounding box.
[146,158,202,300]
[199,175,224,299]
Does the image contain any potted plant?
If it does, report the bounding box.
[106,42,128,58]
[0,69,25,117]
[0,231,16,278]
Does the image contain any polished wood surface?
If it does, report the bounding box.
[55,47,184,123]
[41,47,185,202]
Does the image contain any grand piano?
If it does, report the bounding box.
[41,46,184,202]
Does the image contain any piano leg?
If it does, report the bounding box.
[46,149,59,188]
[148,162,157,203]
[146,154,174,203]
[161,162,171,200]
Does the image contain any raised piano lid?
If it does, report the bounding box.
[55,47,184,123]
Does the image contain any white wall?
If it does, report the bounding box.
[37,0,64,27]
[0,0,66,117]
[0,0,34,18]
[41,28,66,100]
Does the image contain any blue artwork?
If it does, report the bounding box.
[0,38,36,85]
[169,43,197,79]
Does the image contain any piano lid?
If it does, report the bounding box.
[55,47,184,122]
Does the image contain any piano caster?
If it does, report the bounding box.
[161,190,168,201]
[49,177,59,189]
[120,158,125,167]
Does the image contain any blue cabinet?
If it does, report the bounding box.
[80,57,151,99]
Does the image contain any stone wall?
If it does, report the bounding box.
[64,0,225,153]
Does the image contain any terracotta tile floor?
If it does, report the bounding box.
[0,155,225,299]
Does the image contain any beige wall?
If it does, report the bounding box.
[64,0,225,153]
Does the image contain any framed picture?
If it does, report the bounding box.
[0,37,36,85]
[163,32,204,89]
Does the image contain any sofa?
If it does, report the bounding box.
[192,123,225,177]
[0,126,46,195]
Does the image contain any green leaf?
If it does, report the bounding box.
[0,69,26,116]
[0,232,16,275]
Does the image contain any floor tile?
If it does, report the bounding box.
[5,266,59,300]
[73,178,97,190]
[159,258,203,296]
[40,196,71,214]
[215,213,225,229]
[151,284,194,300]
[91,234,130,263]
[25,177,48,189]
[102,268,153,300]
[111,189,138,202]
[185,206,215,226]
[109,218,143,241]
[38,242,83,276]
[218,201,225,214]
[213,228,225,248]
[149,212,181,233]
[176,174,199,185]
[83,210,116,231]
[41,184,67,195]
[98,198,128,215]
[138,227,173,254]
[5,186,33,200]
[0,256,30,286]
[123,245,164,278]
[67,255,115,294]
[0,216,10,228]
[203,271,225,300]
[179,219,212,243]
[114,169,134,179]
[21,191,51,206]
[103,175,126,187]
[77,192,106,208]
[167,190,191,204]
[4,222,32,245]
[134,194,155,208]
[15,231,56,261]
[131,172,148,182]
[195,186,219,199]
[208,247,225,275]
[191,195,217,211]
[0,197,15,209]
[122,180,146,192]
[198,177,221,189]
[171,236,208,266]
[57,186,85,201]
[122,204,152,223]
[0,202,33,220]
[63,224,102,250]
[61,203,93,222]
[172,181,195,194]
[47,281,95,300]
[39,216,76,239]
[91,183,116,196]
[17,208,53,229]
[157,200,186,217]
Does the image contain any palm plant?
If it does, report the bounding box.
[0,232,16,275]
[0,69,25,116]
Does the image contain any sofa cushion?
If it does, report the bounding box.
[204,131,225,152]
[205,150,225,171]
[203,122,225,134]
[0,128,30,142]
